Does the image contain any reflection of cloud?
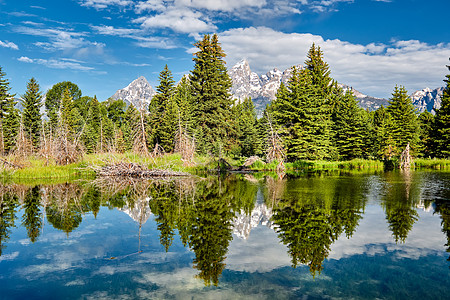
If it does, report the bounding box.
[328,203,446,260]
[0,251,19,262]
[65,279,85,286]
[227,226,290,272]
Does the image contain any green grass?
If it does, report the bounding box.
[413,158,450,169]
[2,153,449,181]
[248,158,384,171]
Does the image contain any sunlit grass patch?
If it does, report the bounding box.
[414,158,450,169]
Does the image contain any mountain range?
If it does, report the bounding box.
[111,59,444,113]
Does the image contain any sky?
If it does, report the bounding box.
[0,0,449,101]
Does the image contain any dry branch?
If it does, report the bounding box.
[92,162,189,178]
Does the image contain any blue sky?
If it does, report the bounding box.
[0,0,449,100]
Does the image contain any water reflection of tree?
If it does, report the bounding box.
[147,176,257,286]
[434,200,450,266]
[268,176,366,276]
[22,186,43,242]
[0,190,19,255]
[45,184,84,235]
[382,171,420,243]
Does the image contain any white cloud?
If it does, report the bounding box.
[135,0,167,13]
[135,7,217,34]
[15,25,107,59]
[92,25,177,49]
[176,0,267,12]
[79,0,133,9]
[15,26,89,51]
[0,40,18,50]
[18,56,94,71]
[18,56,33,63]
[218,26,450,98]
[92,25,141,36]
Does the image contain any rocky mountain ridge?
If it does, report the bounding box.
[110,60,444,113]
[110,76,156,109]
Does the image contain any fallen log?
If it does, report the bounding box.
[93,162,189,178]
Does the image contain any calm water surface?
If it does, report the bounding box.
[0,171,449,299]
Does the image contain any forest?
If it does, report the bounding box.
[0,34,449,173]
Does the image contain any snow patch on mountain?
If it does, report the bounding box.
[232,203,275,240]
[111,76,156,109]
[410,87,444,113]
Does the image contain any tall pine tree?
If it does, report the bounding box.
[386,86,420,154]
[21,78,42,150]
[332,90,367,160]
[271,64,334,161]
[149,65,176,152]
[0,66,19,154]
[190,34,233,155]
[433,61,450,157]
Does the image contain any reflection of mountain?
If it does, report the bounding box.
[232,203,274,240]
[118,197,152,225]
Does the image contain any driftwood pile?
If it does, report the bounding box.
[93,162,189,178]
[242,156,262,167]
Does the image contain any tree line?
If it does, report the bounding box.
[0,35,449,164]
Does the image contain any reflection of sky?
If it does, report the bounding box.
[329,202,446,261]
[225,200,447,274]
[1,181,449,299]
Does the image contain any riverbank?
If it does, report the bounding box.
[1,153,449,181]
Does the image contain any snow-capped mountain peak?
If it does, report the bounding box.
[410,87,444,113]
[111,76,156,109]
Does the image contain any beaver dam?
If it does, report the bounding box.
[92,162,190,178]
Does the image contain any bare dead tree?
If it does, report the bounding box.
[174,114,196,166]
[0,120,4,156]
[265,112,286,178]
[132,107,150,156]
[400,143,413,169]
[13,119,34,159]
[53,117,85,165]
[39,120,53,165]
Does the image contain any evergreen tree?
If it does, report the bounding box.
[190,34,233,155]
[21,77,42,149]
[305,43,335,98]
[84,96,101,153]
[122,104,139,151]
[22,186,42,243]
[174,75,195,134]
[372,106,396,159]
[0,192,19,256]
[45,81,81,130]
[104,98,126,127]
[231,97,260,157]
[0,66,18,154]
[434,61,450,157]
[0,66,15,120]
[386,86,420,154]
[332,90,367,160]
[417,111,435,158]
[271,67,333,160]
[149,65,176,152]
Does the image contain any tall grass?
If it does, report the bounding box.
[414,158,450,169]
[248,158,384,171]
[2,153,449,180]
